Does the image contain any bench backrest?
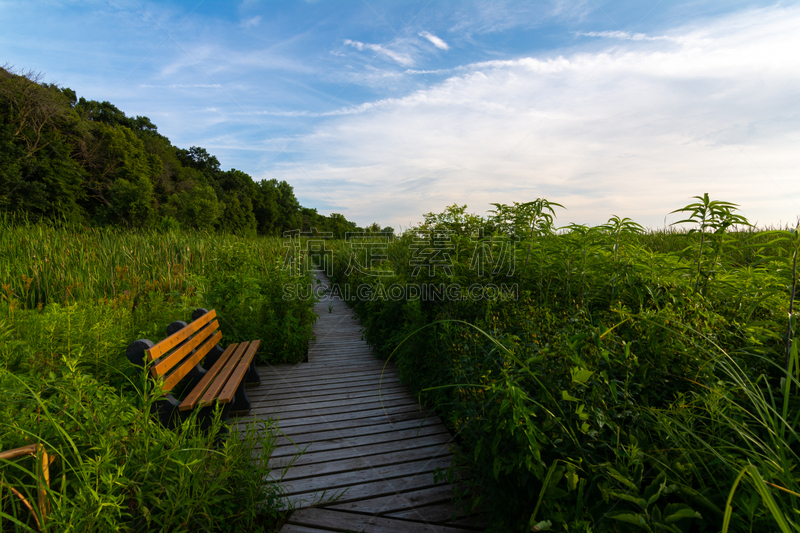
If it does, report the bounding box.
[145,309,222,392]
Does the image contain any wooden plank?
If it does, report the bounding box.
[279,444,454,481]
[260,395,421,418]
[259,364,388,380]
[150,319,219,378]
[258,373,400,393]
[178,343,237,411]
[271,423,448,457]
[219,339,261,403]
[257,390,417,414]
[270,415,443,446]
[386,501,469,523]
[258,369,399,388]
[146,309,216,360]
[282,471,448,509]
[197,341,247,406]
[258,378,402,399]
[162,330,223,391]
[270,433,453,469]
[255,382,407,403]
[256,374,402,396]
[274,456,453,495]
[326,484,455,514]
[258,397,422,422]
[238,405,433,433]
[258,365,391,382]
[260,360,386,375]
[288,508,470,533]
[253,381,405,402]
[279,525,329,533]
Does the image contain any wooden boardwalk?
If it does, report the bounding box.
[234,275,483,532]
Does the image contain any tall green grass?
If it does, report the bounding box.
[1,219,317,531]
[0,219,315,364]
[1,357,284,532]
[328,199,800,532]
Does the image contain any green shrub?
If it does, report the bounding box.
[0,357,284,532]
[329,198,800,532]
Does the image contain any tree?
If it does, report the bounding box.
[77,121,158,225]
[217,190,257,236]
[108,176,156,228]
[167,183,221,230]
[0,66,87,222]
[422,204,484,236]
[0,66,74,158]
[327,213,355,239]
[0,65,318,234]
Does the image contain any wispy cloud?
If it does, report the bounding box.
[244,100,391,117]
[419,31,449,50]
[343,39,414,67]
[241,15,261,28]
[449,0,591,35]
[578,30,675,41]
[263,6,800,229]
[13,0,797,229]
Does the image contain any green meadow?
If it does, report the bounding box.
[2,196,799,532]
[0,220,315,532]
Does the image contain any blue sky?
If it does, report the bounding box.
[3,0,799,229]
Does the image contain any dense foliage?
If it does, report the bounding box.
[329,198,800,532]
[0,221,316,531]
[0,66,371,237]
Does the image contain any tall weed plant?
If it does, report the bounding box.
[0,355,284,532]
[0,219,314,531]
[329,196,799,532]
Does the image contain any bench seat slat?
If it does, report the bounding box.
[219,340,260,404]
[178,343,238,412]
[150,320,219,379]
[147,310,217,360]
[198,342,250,407]
[163,330,223,391]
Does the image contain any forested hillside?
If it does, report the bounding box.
[0,66,365,236]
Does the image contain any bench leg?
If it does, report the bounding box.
[196,401,233,433]
[228,381,251,414]
[151,395,182,429]
[245,360,260,386]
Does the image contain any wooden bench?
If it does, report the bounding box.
[125,308,261,429]
[0,444,51,531]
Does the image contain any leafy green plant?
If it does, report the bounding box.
[1,357,287,532]
[0,221,315,531]
[600,216,644,301]
[670,193,750,292]
[330,196,800,531]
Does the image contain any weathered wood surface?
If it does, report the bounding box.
[235,273,484,532]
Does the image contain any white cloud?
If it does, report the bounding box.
[419,31,449,50]
[241,15,261,28]
[343,39,415,67]
[577,30,675,42]
[449,1,591,35]
[264,6,800,229]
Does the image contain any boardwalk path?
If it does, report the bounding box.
[234,276,482,532]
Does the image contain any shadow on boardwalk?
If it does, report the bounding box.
[233,274,485,532]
